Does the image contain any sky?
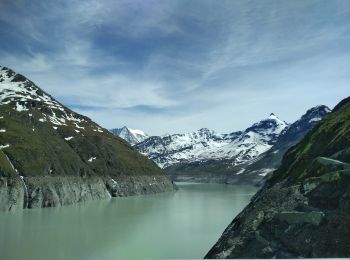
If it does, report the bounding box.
[0,0,349,135]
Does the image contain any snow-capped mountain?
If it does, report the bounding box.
[135,113,288,168]
[235,105,332,179]
[164,105,330,185]
[134,128,242,168]
[110,126,148,145]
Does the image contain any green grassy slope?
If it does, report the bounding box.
[270,97,350,184]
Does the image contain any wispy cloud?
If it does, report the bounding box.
[0,0,350,134]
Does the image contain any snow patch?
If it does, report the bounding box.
[235,168,246,175]
[309,117,322,123]
[64,136,74,141]
[258,168,275,177]
[15,102,29,112]
[88,156,96,162]
[0,144,10,149]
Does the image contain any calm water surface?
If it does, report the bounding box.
[0,183,258,260]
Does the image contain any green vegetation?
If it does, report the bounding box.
[0,103,164,179]
[270,97,350,184]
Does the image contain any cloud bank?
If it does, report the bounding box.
[1,0,349,134]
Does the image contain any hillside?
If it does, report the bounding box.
[0,66,175,211]
[205,97,350,258]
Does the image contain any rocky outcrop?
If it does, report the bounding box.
[0,174,175,211]
[0,176,24,211]
[206,177,350,258]
[205,97,350,258]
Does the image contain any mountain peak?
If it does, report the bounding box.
[110,126,148,145]
[300,105,331,123]
[247,113,288,134]
[0,65,94,130]
[306,105,331,114]
[267,112,284,122]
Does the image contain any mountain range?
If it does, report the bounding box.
[112,106,330,185]
[0,66,174,211]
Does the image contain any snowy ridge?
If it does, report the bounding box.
[0,66,103,133]
[0,67,64,112]
[135,115,288,168]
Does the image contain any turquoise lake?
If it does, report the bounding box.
[0,183,258,260]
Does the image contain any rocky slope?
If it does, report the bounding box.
[110,126,149,145]
[205,97,350,258]
[0,66,175,211]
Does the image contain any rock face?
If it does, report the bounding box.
[0,66,175,211]
[205,97,350,259]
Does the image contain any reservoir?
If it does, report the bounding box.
[0,183,258,259]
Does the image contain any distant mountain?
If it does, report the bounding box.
[230,105,332,183]
[0,66,174,211]
[135,113,288,169]
[110,126,148,145]
[135,107,330,185]
[206,98,350,259]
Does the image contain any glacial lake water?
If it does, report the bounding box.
[0,183,258,260]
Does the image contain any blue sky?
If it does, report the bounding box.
[0,0,349,135]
